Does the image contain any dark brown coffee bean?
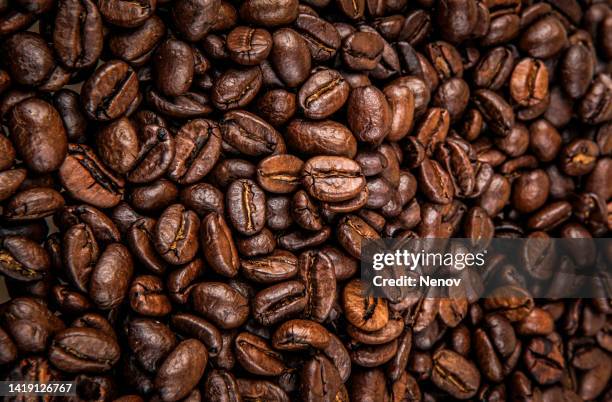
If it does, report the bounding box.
[154,339,207,402]
[128,179,178,213]
[0,236,49,282]
[171,313,222,356]
[9,98,67,173]
[81,60,139,121]
[221,110,286,156]
[226,179,266,236]
[98,0,154,28]
[49,327,120,373]
[519,15,567,59]
[128,218,168,275]
[272,319,330,350]
[286,119,357,158]
[418,158,454,204]
[2,32,54,86]
[89,243,133,310]
[168,119,221,184]
[60,144,125,208]
[342,279,388,332]
[153,39,194,97]
[4,187,65,221]
[180,183,224,217]
[108,16,165,66]
[473,89,515,137]
[271,28,311,87]
[241,250,298,284]
[298,69,349,119]
[171,0,219,41]
[129,275,172,316]
[154,204,200,265]
[295,13,340,62]
[256,89,296,127]
[227,26,272,65]
[560,139,599,176]
[257,154,303,194]
[342,31,384,71]
[240,0,298,27]
[347,85,391,145]
[201,212,239,278]
[337,215,380,258]
[302,156,365,202]
[212,67,262,111]
[191,282,249,329]
[432,349,480,399]
[53,0,103,69]
[235,332,286,376]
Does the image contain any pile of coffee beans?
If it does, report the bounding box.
[0,0,611,399]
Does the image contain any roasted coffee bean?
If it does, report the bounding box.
[0,236,49,282]
[272,319,330,350]
[271,28,311,87]
[8,98,67,173]
[241,250,297,284]
[235,332,286,376]
[473,89,515,137]
[342,279,388,332]
[180,183,224,217]
[108,16,165,66]
[81,60,139,121]
[256,89,296,127]
[212,67,262,111]
[302,156,365,203]
[60,144,125,208]
[154,204,200,265]
[2,32,54,86]
[191,282,249,329]
[432,349,480,399]
[49,327,120,373]
[154,339,208,401]
[510,58,549,107]
[256,154,303,194]
[221,110,286,156]
[295,13,340,62]
[240,0,298,26]
[298,68,349,119]
[89,243,133,310]
[227,26,272,66]
[53,0,103,69]
[153,39,194,98]
[347,85,391,145]
[129,275,172,316]
[286,119,357,158]
[226,179,266,236]
[342,31,383,71]
[98,0,154,28]
[96,117,139,175]
[252,280,306,326]
[168,119,221,184]
[128,179,178,213]
[4,187,65,221]
[171,0,219,41]
[170,313,222,356]
[201,212,239,277]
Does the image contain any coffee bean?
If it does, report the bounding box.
[9,98,67,173]
[154,204,200,265]
[302,156,365,202]
[81,60,139,121]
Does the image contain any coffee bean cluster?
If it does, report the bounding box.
[0,0,610,400]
